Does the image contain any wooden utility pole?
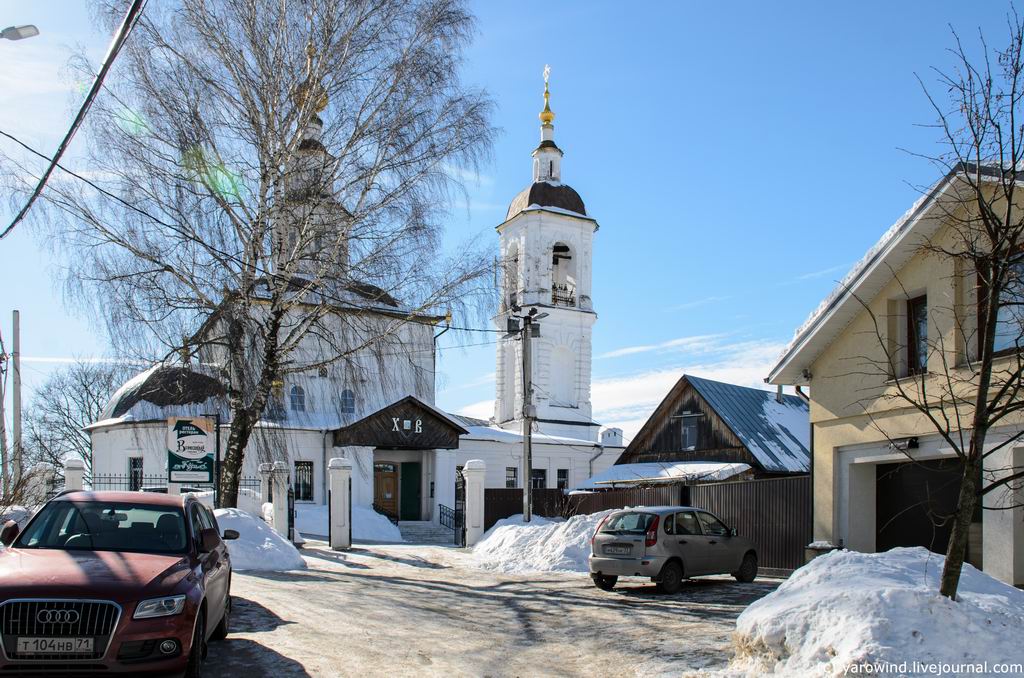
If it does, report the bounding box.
[521,314,533,522]
[11,310,20,488]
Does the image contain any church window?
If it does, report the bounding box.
[290,385,306,412]
[504,242,520,310]
[551,242,576,307]
[340,389,356,415]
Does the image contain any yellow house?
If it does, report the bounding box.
[769,166,1024,587]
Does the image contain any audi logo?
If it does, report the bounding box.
[36,609,80,625]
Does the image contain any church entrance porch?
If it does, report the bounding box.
[372,450,426,521]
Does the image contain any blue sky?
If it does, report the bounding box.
[0,1,1011,441]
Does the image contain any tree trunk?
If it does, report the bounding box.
[219,408,255,509]
[939,456,979,599]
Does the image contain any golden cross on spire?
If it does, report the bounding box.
[539,64,555,125]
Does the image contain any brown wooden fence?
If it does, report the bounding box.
[688,475,811,571]
[484,485,686,530]
[484,476,811,573]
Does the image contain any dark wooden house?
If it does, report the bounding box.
[617,374,810,476]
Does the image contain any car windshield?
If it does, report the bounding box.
[600,512,656,535]
[15,501,188,554]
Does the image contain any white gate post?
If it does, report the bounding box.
[328,457,352,550]
[463,459,486,547]
[270,461,290,539]
[258,463,273,505]
[64,458,85,492]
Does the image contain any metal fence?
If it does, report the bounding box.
[88,473,262,496]
[689,475,811,572]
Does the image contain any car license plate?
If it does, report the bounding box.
[16,637,93,655]
[604,545,630,555]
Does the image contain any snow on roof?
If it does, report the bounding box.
[575,462,750,490]
[687,376,810,473]
[454,419,604,447]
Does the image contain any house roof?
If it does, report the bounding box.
[624,374,810,474]
[687,376,809,473]
[768,163,1014,386]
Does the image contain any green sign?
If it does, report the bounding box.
[167,416,214,483]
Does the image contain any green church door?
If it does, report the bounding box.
[400,462,421,521]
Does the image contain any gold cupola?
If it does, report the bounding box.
[539,64,555,125]
[294,41,328,114]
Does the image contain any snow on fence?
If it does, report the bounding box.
[483,485,686,530]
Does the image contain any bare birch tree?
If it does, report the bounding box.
[848,12,1024,598]
[12,0,495,507]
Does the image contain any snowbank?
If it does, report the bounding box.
[472,510,613,573]
[731,547,1024,676]
[213,508,305,571]
[576,462,750,489]
[1,505,33,528]
[295,504,403,543]
[193,489,262,517]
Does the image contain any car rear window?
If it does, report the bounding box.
[600,512,656,535]
[15,501,188,554]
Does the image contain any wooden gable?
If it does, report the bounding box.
[332,396,468,450]
[617,377,759,468]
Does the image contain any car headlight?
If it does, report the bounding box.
[134,595,186,619]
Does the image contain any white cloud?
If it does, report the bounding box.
[438,371,496,394]
[597,333,728,359]
[592,339,785,442]
[456,399,494,421]
[779,262,851,286]
[441,163,494,187]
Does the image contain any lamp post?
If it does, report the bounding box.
[1,25,39,41]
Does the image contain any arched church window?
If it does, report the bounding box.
[551,242,576,307]
[290,385,306,412]
[340,389,356,415]
[550,345,577,406]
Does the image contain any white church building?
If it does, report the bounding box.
[86,74,622,530]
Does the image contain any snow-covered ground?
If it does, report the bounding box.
[294,503,403,543]
[472,510,614,573]
[730,547,1024,676]
[213,508,305,571]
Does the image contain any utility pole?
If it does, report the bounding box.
[504,307,547,523]
[11,310,21,489]
[0,326,7,498]
[521,314,533,522]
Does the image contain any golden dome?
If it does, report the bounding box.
[295,42,328,113]
[539,65,555,124]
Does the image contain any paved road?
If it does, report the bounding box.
[204,541,778,677]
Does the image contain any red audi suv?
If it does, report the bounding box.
[0,491,236,676]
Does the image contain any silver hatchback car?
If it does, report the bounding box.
[588,506,758,593]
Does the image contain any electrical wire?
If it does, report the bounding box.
[0,0,148,240]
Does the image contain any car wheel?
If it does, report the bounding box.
[592,574,617,591]
[211,595,230,641]
[656,561,684,594]
[734,553,758,583]
[185,611,205,678]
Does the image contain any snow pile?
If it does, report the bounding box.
[193,489,262,517]
[1,505,33,528]
[213,508,305,571]
[473,510,614,573]
[295,504,403,543]
[731,547,1024,676]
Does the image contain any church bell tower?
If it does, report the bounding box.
[493,67,599,442]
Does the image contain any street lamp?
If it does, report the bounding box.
[1,25,39,41]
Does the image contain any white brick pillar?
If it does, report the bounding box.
[270,461,290,540]
[984,445,1024,586]
[328,457,352,550]
[258,463,273,505]
[64,458,85,492]
[463,459,486,547]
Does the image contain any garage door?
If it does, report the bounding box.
[875,459,962,555]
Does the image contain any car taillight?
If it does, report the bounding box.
[645,515,660,547]
[591,515,610,546]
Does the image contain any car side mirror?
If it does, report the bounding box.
[199,527,220,553]
[222,529,239,541]
[729,527,738,537]
[0,520,19,546]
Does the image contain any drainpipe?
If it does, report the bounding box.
[795,385,809,402]
[321,429,329,504]
[776,384,784,403]
[588,443,605,477]
[432,309,453,385]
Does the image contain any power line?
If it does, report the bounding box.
[0,0,148,240]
